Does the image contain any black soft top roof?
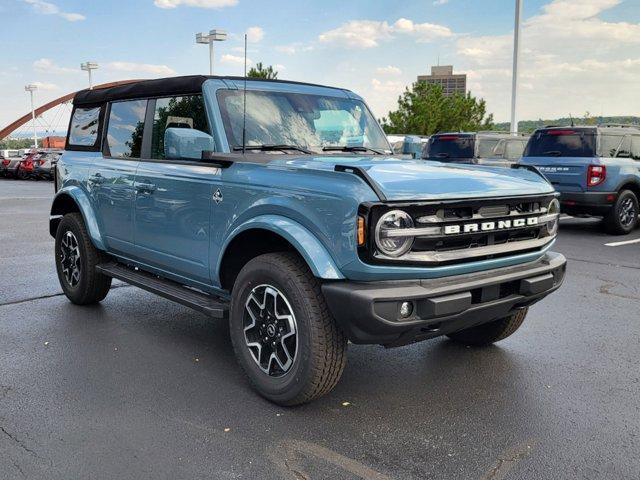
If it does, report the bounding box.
[73,75,343,106]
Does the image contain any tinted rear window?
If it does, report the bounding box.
[524,129,596,158]
[68,107,101,147]
[425,135,474,160]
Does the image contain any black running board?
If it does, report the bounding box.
[96,262,228,319]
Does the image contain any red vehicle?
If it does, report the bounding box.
[17,151,41,180]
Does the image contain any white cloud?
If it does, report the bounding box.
[246,26,264,43]
[392,18,453,42]
[104,62,176,76]
[33,58,76,74]
[221,54,253,66]
[275,43,313,55]
[319,18,453,49]
[371,78,405,95]
[154,0,237,8]
[275,64,286,71]
[23,0,85,21]
[455,0,640,120]
[433,0,449,5]
[375,65,402,76]
[31,81,59,91]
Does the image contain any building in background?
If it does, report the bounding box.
[417,65,467,97]
[41,136,66,149]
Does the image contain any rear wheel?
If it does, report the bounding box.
[229,252,347,406]
[604,190,638,235]
[447,308,528,346]
[55,213,112,305]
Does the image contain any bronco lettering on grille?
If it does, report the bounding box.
[443,217,539,235]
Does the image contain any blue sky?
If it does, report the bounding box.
[1,0,639,133]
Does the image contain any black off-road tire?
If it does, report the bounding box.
[229,252,348,406]
[55,212,112,305]
[604,190,638,235]
[447,308,529,346]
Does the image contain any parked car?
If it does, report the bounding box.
[422,131,514,164]
[479,135,530,167]
[387,134,429,158]
[50,76,566,405]
[520,124,640,234]
[1,152,27,178]
[34,151,62,180]
[16,151,40,179]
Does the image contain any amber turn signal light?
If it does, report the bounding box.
[357,216,366,246]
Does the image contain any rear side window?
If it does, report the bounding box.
[599,134,624,158]
[504,139,527,160]
[151,95,209,159]
[106,100,147,158]
[476,138,500,158]
[631,136,640,161]
[524,129,596,158]
[68,107,101,147]
[426,135,474,160]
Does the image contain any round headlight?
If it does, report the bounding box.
[375,210,414,257]
[546,198,560,236]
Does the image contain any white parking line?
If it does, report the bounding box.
[605,238,640,247]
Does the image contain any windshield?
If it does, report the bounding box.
[425,135,474,160]
[524,129,596,158]
[217,89,390,154]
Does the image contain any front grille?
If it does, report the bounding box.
[360,194,557,266]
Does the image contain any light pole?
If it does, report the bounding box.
[24,84,38,149]
[81,62,99,89]
[510,0,523,135]
[196,29,227,75]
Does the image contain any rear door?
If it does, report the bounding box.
[521,128,598,192]
[89,99,145,256]
[132,94,218,285]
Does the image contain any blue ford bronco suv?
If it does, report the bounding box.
[520,125,640,234]
[51,76,566,405]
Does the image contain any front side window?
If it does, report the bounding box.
[151,95,209,159]
[504,139,527,160]
[476,138,500,158]
[217,90,389,153]
[599,134,624,158]
[68,107,101,146]
[524,129,596,158]
[106,100,147,158]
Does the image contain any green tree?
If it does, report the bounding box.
[247,62,278,79]
[0,138,35,149]
[380,82,494,135]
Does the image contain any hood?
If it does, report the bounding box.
[272,155,554,201]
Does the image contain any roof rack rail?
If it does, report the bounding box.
[597,123,640,129]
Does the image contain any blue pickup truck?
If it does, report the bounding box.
[520,125,640,234]
[50,76,566,405]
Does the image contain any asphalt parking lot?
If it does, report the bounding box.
[1,180,639,480]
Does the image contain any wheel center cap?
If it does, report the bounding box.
[266,324,276,337]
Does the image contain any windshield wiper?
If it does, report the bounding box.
[434,152,450,158]
[233,144,313,154]
[322,146,385,155]
[542,150,563,157]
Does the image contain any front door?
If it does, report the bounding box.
[133,95,217,286]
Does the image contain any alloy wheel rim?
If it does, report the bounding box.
[60,230,81,287]
[243,284,298,377]
[619,198,637,227]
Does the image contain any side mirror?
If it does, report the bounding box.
[164,127,215,160]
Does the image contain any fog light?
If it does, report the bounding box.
[399,301,413,318]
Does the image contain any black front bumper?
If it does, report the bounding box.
[322,252,566,347]
[560,191,616,216]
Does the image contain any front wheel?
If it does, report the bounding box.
[229,252,347,406]
[55,212,112,305]
[604,190,638,235]
[447,308,528,346]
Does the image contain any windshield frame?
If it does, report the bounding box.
[215,88,392,155]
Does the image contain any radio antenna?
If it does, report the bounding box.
[242,33,247,154]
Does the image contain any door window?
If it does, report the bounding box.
[106,100,147,158]
[616,136,632,158]
[151,96,209,159]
